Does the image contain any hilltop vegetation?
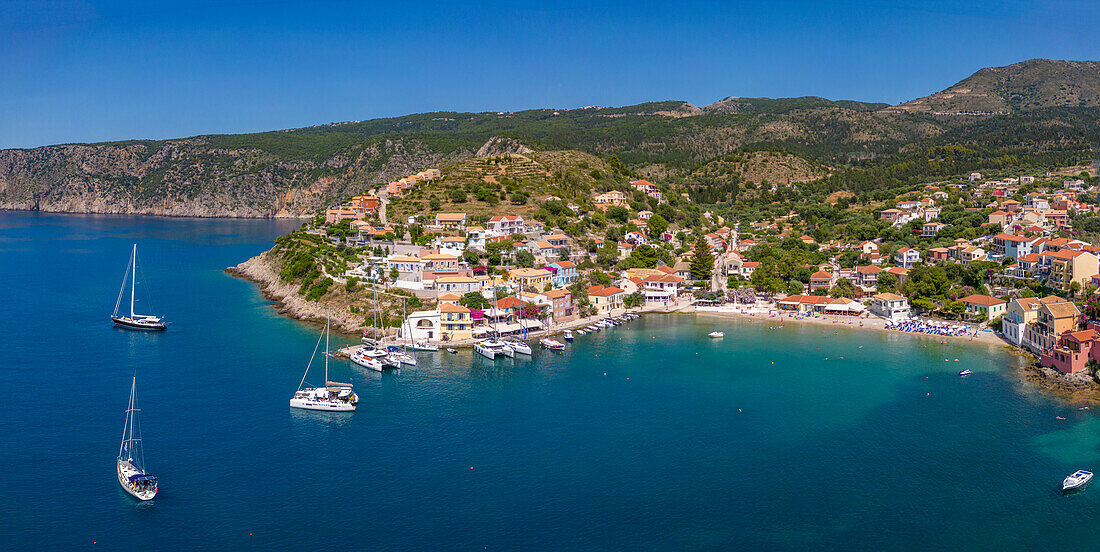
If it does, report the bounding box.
[0,58,1097,217]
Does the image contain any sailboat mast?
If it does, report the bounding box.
[130,244,137,318]
[120,376,136,459]
[324,307,330,384]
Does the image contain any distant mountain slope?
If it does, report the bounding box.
[882,59,1100,115]
[1,58,1098,217]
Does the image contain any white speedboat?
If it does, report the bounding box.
[412,341,439,352]
[563,330,574,341]
[111,244,167,331]
[540,338,566,351]
[475,339,513,359]
[505,339,533,355]
[117,376,157,501]
[446,348,457,354]
[576,330,586,336]
[958,369,972,376]
[1063,469,1093,492]
[708,331,724,338]
[291,309,358,411]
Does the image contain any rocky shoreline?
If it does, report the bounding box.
[1019,362,1100,405]
[226,252,367,336]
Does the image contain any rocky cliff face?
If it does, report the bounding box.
[0,137,471,217]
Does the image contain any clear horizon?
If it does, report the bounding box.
[2,0,1098,149]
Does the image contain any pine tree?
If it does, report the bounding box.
[690,236,714,281]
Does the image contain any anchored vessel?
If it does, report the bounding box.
[504,338,533,355]
[540,338,566,351]
[474,338,514,360]
[111,244,166,330]
[290,309,358,411]
[117,376,157,501]
[1063,469,1093,492]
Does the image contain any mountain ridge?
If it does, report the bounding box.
[1,58,1098,217]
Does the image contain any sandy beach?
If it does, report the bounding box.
[692,303,1007,347]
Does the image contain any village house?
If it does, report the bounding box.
[929,247,950,262]
[1030,301,1082,353]
[921,222,946,237]
[541,289,575,323]
[960,294,1006,321]
[325,208,362,224]
[511,268,552,290]
[869,292,911,321]
[642,273,684,304]
[487,215,525,235]
[809,270,834,292]
[1002,296,1065,349]
[386,254,425,282]
[895,247,921,269]
[777,294,834,314]
[1041,329,1100,374]
[991,234,1037,260]
[1045,249,1099,292]
[880,209,903,223]
[545,260,578,287]
[435,275,480,294]
[588,285,625,314]
[593,191,628,210]
[435,212,467,228]
[438,303,473,341]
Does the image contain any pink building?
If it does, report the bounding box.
[1040,329,1100,374]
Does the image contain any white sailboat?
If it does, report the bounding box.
[117,375,157,501]
[290,308,358,411]
[112,244,166,330]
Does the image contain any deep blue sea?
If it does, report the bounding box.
[2,211,1100,551]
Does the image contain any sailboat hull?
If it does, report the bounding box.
[290,397,357,411]
[111,316,166,331]
[117,459,157,501]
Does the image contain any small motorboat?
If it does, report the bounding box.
[576,330,586,336]
[447,348,458,354]
[540,338,566,351]
[958,369,973,376]
[563,330,574,341]
[708,331,724,338]
[411,341,439,352]
[1063,469,1093,492]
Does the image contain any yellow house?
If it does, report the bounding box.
[439,302,473,340]
[511,268,552,290]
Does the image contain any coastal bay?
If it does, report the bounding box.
[4,212,1100,550]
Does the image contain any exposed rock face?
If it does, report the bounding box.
[0,137,471,217]
[475,136,534,157]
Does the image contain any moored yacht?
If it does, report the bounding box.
[386,346,417,366]
[290,309,358,411]
[708,331,724,338]
[504,339,533,355]
[1063,469,1093,492]
[349,347,384,372]
[111,244,166,331]
[117,375,157,501]
[475,339,513,360]
[563,330,574,341]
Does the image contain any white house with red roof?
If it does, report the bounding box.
[487,215,525,235]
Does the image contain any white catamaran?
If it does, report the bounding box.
[117,375,158,501]
[291,308,358,411]
[111,244,166,330]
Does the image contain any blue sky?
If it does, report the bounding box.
[1,0,1098,148]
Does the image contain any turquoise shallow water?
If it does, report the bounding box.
[2,211,1099,550]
